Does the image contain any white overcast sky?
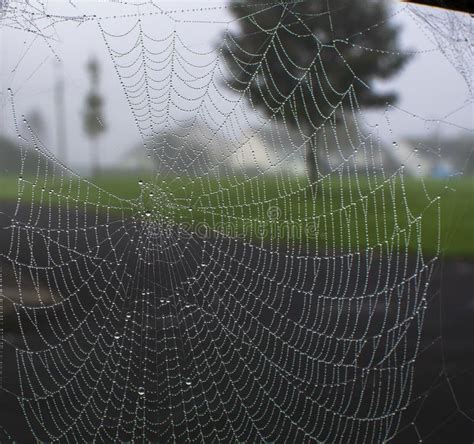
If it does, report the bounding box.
[0,0,472,170]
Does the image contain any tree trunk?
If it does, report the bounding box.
[91,138,100,178]
[305,129,330,197]
[306,138,318,196]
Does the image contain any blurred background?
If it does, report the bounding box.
[0,1,471,176]
[0,1,472,442]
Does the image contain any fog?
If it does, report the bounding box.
[0,0,472,172]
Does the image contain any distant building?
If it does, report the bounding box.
[406,136,473,177]
[227,125,306,175]
[118,123,229,176]
[119,149,155,173]
[119,120,471,179]
[380,140,433,176]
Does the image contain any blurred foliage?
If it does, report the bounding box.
[221,0,411,180]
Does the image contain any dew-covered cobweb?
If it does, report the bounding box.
[0,1,472,442]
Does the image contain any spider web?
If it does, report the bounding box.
[0,1,472,442]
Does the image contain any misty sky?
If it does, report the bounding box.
[0,0,472,172]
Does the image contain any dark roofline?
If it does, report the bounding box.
[402,0,473,14]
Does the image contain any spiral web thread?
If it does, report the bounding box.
[0,1,471,442]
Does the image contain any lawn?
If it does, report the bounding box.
[0,172,472,258]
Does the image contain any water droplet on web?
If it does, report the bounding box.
[138,387,145,396]
[138,180,143,186]
[125,312,132,319]
[185,378,192,386]
[145,211,152,217]
[114,332,121,340]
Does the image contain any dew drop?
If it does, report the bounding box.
[185,378,192,386]
[138,387,145,396]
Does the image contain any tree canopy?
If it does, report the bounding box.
[221,0,411,180]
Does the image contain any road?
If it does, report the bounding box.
[0,201,472,442]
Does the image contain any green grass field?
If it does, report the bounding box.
[1,173,472,258]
